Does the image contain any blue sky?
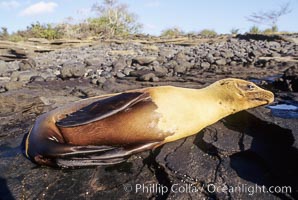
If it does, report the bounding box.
[0,0,297,35]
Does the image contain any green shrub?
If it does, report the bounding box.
[263,25,279,34]
[271,25,278,32]
[263,28,273,34]
[249,26,260,34]
[199,29,217,37]
[161,27,184,37]
[29,22,61,40]
[1,0,143,40]
[230,28,239,35]
[10,22,62,40]
[8,34,24,42]
[87,17,111,36]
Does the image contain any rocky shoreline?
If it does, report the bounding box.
[0,34,297,199]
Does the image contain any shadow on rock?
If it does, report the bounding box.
[223,110,298,199]
[142,148,172,200]
[0,177,14,200]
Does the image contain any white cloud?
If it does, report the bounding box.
[145,0,160,8]
[19,1,58,16]
[0,0,21,9]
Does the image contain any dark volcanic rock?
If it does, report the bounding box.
[113,57,127,72]
[215,58,227,66]
[4,81,23,91]
[153,65,168,75]
[137,72,159,82]
[116,72,126,78]
[273,65,298,92]
[171,51,193,73]
[0,90,45,117]
[61,61,86,79]
[10,70,39,83]
[201,62,211,69]
[18,58,36,71]
[174,64,188,74]
[132,56,156,65]
[84,57,105,67]
[236,34,286,41]
[0,61,9,75]
[30,76,45,82]
[18,71,39,82]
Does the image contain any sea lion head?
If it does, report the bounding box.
[211,78,274,113]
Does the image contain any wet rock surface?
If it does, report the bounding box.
[0,34,298,200]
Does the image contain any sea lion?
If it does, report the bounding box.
[22,78,274,167]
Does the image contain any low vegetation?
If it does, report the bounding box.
[199,29,217,37]
[0,0,142,41]
[160,27,184,38]
[246,2,291,35]
[249,26,261,34]
[0,0,293,42]
[230,28,240,35]
[248,25,285,34]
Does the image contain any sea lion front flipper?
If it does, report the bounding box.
[55,141,160,167]
[56,92,150,127]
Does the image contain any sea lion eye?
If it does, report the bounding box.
[247,84,255,90]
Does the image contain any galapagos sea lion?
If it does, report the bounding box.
[22,78,274,167]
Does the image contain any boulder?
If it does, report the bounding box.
[113,57,127,71]
[201,62,211,69]
[215,58,227,66]
[132,56,157,65]
[123,67,134,76]
[61,61,86,79]
[18,58,36,71]
[0,61,8,75]
[153,65,168,75]
[174,64,187,74]
[137,73,159,82]
[283,66,298,92]
[4,81,23,91]
[84,58,105,67]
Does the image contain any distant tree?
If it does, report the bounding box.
[246,2,291,31]
[57,17,81,39]
[0,27,9,40]
[91,0,142,37]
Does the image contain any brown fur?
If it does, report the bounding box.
[59,100,172,146]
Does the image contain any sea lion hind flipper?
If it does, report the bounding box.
[56,92,151,127]
[55,141,160,167]
[56,157,127,167]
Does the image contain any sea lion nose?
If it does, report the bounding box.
[266,90,275,104]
